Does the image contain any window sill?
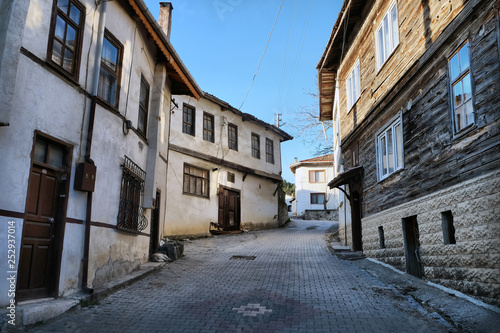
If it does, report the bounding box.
[378,167,403,183]
[376,43,400,74]
[452,123,477,141]
[182,192,210,199]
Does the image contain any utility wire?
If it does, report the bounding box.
[239,0,284,110]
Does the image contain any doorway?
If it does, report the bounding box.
[17,134,71,300]
[351,191,362,251]
[149,190,160,258]
[218,187,240,230]
[402,215,423,278]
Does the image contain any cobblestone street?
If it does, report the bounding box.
[18,220,458,332]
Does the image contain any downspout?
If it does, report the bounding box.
[82,0,107,295]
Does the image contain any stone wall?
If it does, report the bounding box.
[362,170,500,305]
[304,209,339,221]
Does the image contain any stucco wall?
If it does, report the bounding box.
[362,170,500,305]
[294,165,337,216]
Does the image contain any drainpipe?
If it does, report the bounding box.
[82,0,107,295]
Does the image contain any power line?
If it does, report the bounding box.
[239,0,284,110]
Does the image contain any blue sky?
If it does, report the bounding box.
[144,0,342,182]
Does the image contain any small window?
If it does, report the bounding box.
[310,193,325,204]
[48,0,85,78]
[441,211,456,245]
[137,75,149,136]
[227,172,235,183]
[346,60,360,110]
[183,164,209,197]
[97,30,122,108]
[203,112,214,142]
[182,104,195,136]
[228,124,238,150]
[251,133,260,159]
[33,136,66,169]
[449,42,474,134]
[309,170,325,183]
[375,1,399,69]
[117,156,148,233]
[377,113,403,180]
[266,138,274,164]
[378,226,386,249]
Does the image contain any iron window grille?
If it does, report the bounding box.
[117,156,148,233]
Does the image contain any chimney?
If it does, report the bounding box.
[159,2,173,40]
[294,157,298,163]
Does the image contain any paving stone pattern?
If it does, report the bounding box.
[22,220,449,332]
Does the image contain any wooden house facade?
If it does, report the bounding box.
[318,0,500,305]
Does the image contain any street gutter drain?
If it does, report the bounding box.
[230,255,256,260]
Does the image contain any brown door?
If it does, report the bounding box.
[218,188,240,230]
[402,216,423,278]
[17,166,60,300]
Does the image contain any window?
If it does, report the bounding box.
[48,0,85,78]
[117,156,148,233]
[441,211,456,245]
[378,226,386,249]
[375,1,399,69]
[227,172,235,183]
[251,133,260,159]
[377,113,403,180]
[346,60,360,110]
[137,75,149,136]
[203,112,214,142]
[309,170,325,183]
[449,42,474,134]
[183,164,209,197]
[33,136,67,169]
[97,30,122,108]
[266,138,274,164]
[182,104,195,136]
[310,193,325,205]
[228,124,238,150]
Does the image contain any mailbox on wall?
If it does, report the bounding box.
[74,162,97,192]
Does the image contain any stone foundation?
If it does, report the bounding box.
[362,170,500,305]
[304,209,339,221]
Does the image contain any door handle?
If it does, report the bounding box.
[48,217,55,224]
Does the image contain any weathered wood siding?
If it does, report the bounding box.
[339,0,500,216]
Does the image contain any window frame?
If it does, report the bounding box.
[310,193,326,205]
[182,103,196,136]
[251,133,260,159]
[448,41,475,135]
[346,59,360,111]
[228,123,238,151]
[117,156,148,233]
[97,29,123,109]
[265,138,274,164]
[137,75,150,136]
[375,1,399,70]
[309,170,326,183]
[376,112,404,181]
[183,163,209,198]
[203,112,215,143]
[47,0,86,80]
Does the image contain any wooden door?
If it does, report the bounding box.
[402,216,424,278]
[149,190,160,258]
[351,191,363,251]
[218,188,240,230]
[17,166,60,300]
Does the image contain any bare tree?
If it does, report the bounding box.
[288,87,333,156]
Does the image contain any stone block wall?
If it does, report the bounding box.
[362,170,500,305]
[304,209,339,221]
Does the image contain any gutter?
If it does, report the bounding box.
[81,0,108,295]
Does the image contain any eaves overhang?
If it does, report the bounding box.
[128,0,202,99]
[327,165,364,189]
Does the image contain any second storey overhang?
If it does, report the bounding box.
[316,0,370,121]
[128,0,202,99]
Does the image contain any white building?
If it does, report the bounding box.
[289,155,338,218]
[0,0,201,305]
[164,93,293,237]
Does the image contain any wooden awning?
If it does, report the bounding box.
[328,166,364,189]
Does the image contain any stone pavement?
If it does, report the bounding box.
[6,219,497,332]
